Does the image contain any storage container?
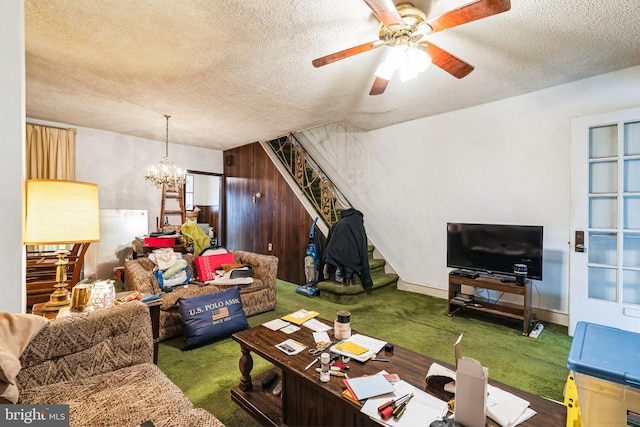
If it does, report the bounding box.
[143,237,176,246]
[567,321,640,427]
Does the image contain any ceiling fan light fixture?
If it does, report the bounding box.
[407,46,432,73]
[374,58,395,80]
[374,46,405,79]
[400,65,418,83]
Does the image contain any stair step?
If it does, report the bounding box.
[369,258,386,275]
[316,271,399,305]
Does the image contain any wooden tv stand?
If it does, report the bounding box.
[448,272,533,335]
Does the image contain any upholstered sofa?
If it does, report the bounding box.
[17,302,224,427]
[124,250,278,341]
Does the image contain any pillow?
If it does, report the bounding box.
[0,313,49,403]
[220,263,246,272]
[178,286,249,350]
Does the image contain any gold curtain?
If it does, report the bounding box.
[25,123,77,252]
[26,123,76,180]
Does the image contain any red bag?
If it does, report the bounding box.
[194,252,236,282]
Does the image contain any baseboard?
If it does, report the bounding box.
[395,280,569,327]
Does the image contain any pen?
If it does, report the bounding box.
[372,358,390,362]
[304,357,319,371]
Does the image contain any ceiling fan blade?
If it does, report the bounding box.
[363,0,403,28]
[419,41,474,79]
[426,0,511,33]
[312,40,383,68]
[369,76,389,95]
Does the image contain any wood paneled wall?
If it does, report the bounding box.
[223,142,320,285]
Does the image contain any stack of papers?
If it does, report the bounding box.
[487,385,536,427]
[343,374,396,401]
[425,363,536,427]
[330,334,387,362]
[361,379,448,427]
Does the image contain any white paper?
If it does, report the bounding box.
[262,318,290,331]
[281,324,300,334]
[487,384,537,427]
[426,363,536,427]
[303,318,332,332]
[275,339,306,355]
[361,380,448,427]
[330,334,387,362]
[313,331,331,343]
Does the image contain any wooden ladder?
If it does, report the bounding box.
[160,184,186,226]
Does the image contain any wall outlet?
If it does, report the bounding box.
[268,243,273,251]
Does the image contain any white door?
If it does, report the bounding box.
[569,107,640,335]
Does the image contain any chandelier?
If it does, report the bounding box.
[145,114,186,191]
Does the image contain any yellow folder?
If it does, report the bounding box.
[334,340,369,356]
[281,309,320,325]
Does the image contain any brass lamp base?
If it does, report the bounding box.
[42,249,72,312]
[42,284,71,312]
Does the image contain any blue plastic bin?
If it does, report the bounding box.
[567,321,640,427]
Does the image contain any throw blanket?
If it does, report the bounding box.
[149,247,177,271]
[181,221,211,256]
[0,313,49,403]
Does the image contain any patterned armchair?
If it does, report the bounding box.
[17,302,225,427]
[124,250,278,341]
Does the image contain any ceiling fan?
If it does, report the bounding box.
[312,0,511,95]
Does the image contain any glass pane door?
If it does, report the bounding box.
[588,121,640,304]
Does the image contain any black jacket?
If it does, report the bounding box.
[323,208,373,289]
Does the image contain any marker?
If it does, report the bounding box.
[315,368,348,377]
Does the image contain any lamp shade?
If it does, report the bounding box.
[24,179,100,245]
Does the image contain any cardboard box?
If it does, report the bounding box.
[567,321,640,427]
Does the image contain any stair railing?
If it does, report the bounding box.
[266,134,350,227]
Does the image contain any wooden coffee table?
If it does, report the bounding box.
[231,318,566,427]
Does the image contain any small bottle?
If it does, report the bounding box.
[320,352,330,383]
[334,310,351,340]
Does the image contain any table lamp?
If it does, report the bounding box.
[24,179,100,312]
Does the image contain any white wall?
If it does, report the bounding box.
[1,1,25,313]
[300,66,640,325]
[26,119,224,279]
[27,120,224,233]
[193,174,221,206]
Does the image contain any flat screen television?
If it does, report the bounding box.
[447,223,543,280]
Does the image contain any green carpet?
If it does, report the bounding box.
[158,280,572,427]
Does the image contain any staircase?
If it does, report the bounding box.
[316,245,399,304]
[265,135,399,303]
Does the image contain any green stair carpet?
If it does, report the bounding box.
[158,280,572,427]
[317,245,399,303]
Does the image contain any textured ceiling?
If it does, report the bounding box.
[25,0,640,151]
